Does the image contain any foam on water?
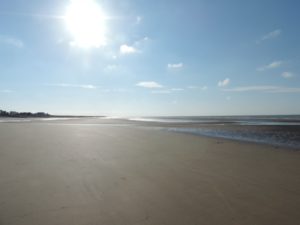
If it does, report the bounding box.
[166,127,300,149]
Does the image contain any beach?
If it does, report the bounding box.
[0,118,300,225]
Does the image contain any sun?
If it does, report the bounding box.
[65,0,107,48]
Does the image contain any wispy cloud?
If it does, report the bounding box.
[218,78,230,87]
[0,89,13,93]
[257,29,281,43]
[167,63,183,69]
[224,86,276,92]
[281,72,294,79]
[171,88,184,91]
[187,85,208,90]
[0,35,24,48]
[271,87,300,93]
[136,83,189,94]
[48,83,135,93]
[151,90,172,94]
[151,88,186,94]
[136,81,163,89]
[47,83,97,89]
[224,85,300,93]
[120,44,138,54]
[257,61,283,71]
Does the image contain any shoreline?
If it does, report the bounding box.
[1,117,300,150]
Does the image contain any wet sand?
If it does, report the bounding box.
[0,118,300,225]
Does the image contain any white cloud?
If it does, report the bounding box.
[281,72,294,79]
[268,61,283,68]
[218,78,230,87]
[224,85,300,93]
[0,35,24,48]
[48,83,97,89]
[136,81,163,89]
[79,84,97,89]
[120,44,137,54]
[258,29,282,43]
[119,38,148,55]
[167,63,183,69]
[257,61,283,71]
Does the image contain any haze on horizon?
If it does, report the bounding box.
[0,0,300,116]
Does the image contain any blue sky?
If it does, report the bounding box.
[0,0,300,116]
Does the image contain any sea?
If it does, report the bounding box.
[127,115,300,150]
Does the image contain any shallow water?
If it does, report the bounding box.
[166,126,300,150]
[128,116,300,149]
[128,115,300,126]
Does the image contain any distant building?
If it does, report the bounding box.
[9,111,18,116]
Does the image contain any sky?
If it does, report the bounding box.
[0,0,300,116]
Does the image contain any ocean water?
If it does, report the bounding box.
[128,115,300,126]
[166,127,300,149]
[129,116,300,149]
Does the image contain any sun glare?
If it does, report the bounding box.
[65,0,107,48]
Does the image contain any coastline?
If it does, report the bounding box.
[0,118,300,225]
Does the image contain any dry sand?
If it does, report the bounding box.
[0,118,300,225]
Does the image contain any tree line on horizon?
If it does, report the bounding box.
[0,109,50,118]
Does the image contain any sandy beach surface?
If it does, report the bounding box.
[0,118,300,225]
